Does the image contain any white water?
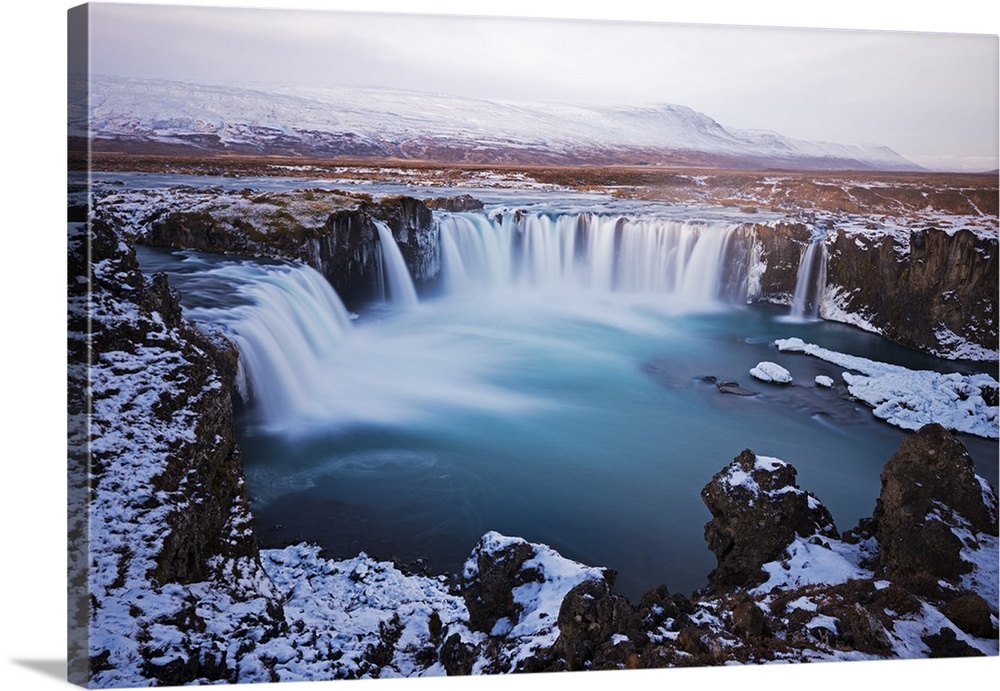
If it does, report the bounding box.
[437,212,750,305]
[136,231,997,600]
[375,220,419,308]
[165,257,356,429]
[789,239,828,321]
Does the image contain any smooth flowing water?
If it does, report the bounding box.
[137,211,998,601]
[789,238,828,321]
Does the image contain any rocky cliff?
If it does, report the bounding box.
[745,221,998,361]
[68,216,285,686]
[97,187,441,306]
[71,207,998,684]
[92,184,997,360]
[822,227,997,360]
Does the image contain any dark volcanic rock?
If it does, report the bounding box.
[717,381,758,396]
[372,195,439,281]
[138,190,441,305]
[942,593,996,638]
[747,221,997,359]
[730,596,768,638]
[438,632,477,676]
[424,194,485,212]
[824,228,997,359]
[461,534,540,634]
[556,579,637,671]
[702,449,839,590]
[921,627,985,658]
[749,222,811,304]
[872,423,999,581]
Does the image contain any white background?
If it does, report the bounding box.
[2,1,997,690]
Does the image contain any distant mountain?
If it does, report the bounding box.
[71,74,922,171]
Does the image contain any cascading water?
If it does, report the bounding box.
[375,220,419,308]
[436,211,751,305]
[789,238,828,321]
[135,215,997,602]
[136,249,356,430]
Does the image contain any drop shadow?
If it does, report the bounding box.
[10,659,66,682]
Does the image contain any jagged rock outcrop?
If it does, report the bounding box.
[556,579,638,671]
[374,195,439,281]
[462,534,540,634]
[425,194,485,212]
[456,531,612,673]
[701,450,839,590]
[872,423,999,581]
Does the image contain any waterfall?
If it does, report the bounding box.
[436,211,748,305]
[789,239,828,321]
[375,221,419,308]
[181,261,355,428]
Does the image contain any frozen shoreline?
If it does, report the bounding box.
[775,337,999,439]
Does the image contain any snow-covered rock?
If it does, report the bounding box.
[815,375,835,388]
[701,450,838,589]
[74,211,998,686]
[749,361,793,384]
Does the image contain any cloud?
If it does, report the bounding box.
[85,3,998,169]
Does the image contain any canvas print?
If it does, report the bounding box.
[67,2,999,688]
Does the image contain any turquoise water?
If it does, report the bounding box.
[138,244,998,602]
[242,296,997,600]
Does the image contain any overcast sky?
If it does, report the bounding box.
[83,1,999,172]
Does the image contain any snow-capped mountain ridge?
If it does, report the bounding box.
[75,75,921,171]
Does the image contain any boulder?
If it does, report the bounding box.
[921,627,985,658]
[702,450,838,589]
[556,579,637,671]
[872,423,999,581]
[424,194,485,212]
[749,362,792,384]
[730,597,768,639]
[462,534,540,634]
[942,593,995,638]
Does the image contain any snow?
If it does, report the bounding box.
[463,531,608,672]
[753,536,870,595]
[933,325,1000,362]
[755,456,787,473]
[775,337,999,439]
[257,545,474,680]
[958,531,1000,614]
[815,375,835,388]
[82,74,919,170]
[74,194,997,684]
[750,361,793,384]
[820,285,884,336]
[787,596,818,612]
